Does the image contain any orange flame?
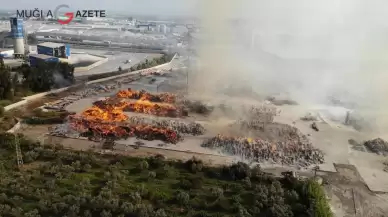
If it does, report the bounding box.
[116,89,176,103]
[68,89,184,143]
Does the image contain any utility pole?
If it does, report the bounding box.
[15,134,23,169]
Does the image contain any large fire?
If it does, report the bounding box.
[69,116,181,144]
[116,88,176,103]
[68,89,186,143]
[82,106,128,122]
[93,98,186,118]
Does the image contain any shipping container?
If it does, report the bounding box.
[37,45,54,56]
[29,54,59,67]
[37,42,70,58]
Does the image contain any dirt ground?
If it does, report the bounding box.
[19,125,238,166]
[322,164,388,217]
[14,69,388,216]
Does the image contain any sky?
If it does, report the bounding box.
[0,0,198,16]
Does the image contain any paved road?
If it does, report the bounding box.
[73,51,162,77]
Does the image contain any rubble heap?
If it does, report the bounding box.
[364,138,388,155]
[178,100,214,115]
[202,135,324,167]
[234,105,279,130]
[128,117,205,136]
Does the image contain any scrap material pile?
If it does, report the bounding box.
[44,83,119,110]
[128,116,205,136]
[364,138,388,155]
[202,135,324,166]
[234,105,279,130]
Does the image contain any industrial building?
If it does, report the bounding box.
[9,17,25,57]
[37,42,70,59]
[29,54,59,67]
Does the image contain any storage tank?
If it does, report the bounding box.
[0,49,14,58]
[9,18,25,56]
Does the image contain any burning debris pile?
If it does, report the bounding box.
[123,101,186,117]
[82,106,128,122]
[49,88,210,143]
[93,98,187,118]
[202,135,324,167]
[70,118,182,144]
[65,102,183,143]
[116,88,176,103]
[364,138,388,156]
[115,89,215,116]
[128,117,205,136]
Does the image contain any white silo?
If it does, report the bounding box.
[161,24,167,34]
[9,18,25,57]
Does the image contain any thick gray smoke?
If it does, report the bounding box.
[53,71,72,88]
[192,0,388,132]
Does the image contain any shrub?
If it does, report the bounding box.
[0,100,12,107]
[306,179,333,217]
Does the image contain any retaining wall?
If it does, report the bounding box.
[3,53,176,112]
[5,86,73,111]
[74,57,109,73]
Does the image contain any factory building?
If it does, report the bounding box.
[9,17,25,57]
[160,24,167,34]
[29,54,59,67]
[37,42,70,59]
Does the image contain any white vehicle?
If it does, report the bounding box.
[124,59,132,64]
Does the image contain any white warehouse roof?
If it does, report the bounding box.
[37,42,66,48]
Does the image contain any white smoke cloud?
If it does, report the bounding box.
[192,0,388,132]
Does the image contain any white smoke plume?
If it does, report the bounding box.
[191,0,388,132]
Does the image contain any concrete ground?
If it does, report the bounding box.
[69,48,163,77]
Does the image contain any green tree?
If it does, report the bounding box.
[0,106,4,117]
[0,62,14,100]
[176,191,190,206]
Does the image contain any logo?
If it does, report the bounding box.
[54,4,73,25]
[16,6,106,25]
